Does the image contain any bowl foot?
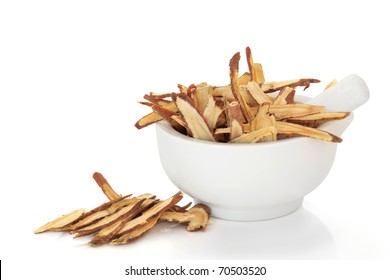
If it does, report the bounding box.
[196,198,303,221]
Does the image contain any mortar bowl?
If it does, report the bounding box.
[156,107,354,221]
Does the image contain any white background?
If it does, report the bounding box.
[1,0,389,279]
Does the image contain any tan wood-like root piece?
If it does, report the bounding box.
[269,104,325,119]
[135,102,177,129]
[115,192,183,237]
[193,84,212,114]
[262,78,320,93]
[186,204,211,231]
[72,199,143,237]
[287,112,350,127]
[170,115,188,132]
[135,193,157,201]
[230,52,253,122]
[149,92,176,99]
[69,195,132,231]
[151,104,177,122]
[251,104,277,141]
[93,172,121,201]
[253,63,265,83]
[246,81,273,105]
[211,85,235,100]
[173,93,215,142]
[203,95,223,130]
[34,208,86,234]
[273,87,296,105]
[227,101,244,141]
[230,127,278,143]
[142,94,171,106]
[276,121,342,143]
[150,103,186,134]
[245,47,265,83]
[169,202,192,213]
[89,194,161,245]
[89,219,128,247]
[100,198,161,246]
[211,85,267,105]
[134,111,163,129]
[138,198,159,213]
[214,127,231,135]
[238,72,251,85]
[159,203,211,231]
[111,214,161,245]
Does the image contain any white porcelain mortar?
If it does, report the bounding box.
[156,74,369,221]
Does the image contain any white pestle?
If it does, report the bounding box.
[306,74,369,137]
[306,74,369,112]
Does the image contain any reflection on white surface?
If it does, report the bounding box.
[150,206,336,260]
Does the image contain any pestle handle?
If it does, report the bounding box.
[306,74,369,112]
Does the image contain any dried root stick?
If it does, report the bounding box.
[69,195,132,231]
[89,219,128,247]
[93,172,121,201]
[230,127,278,143]
[203,96,223,130]
[262,78,320,93]
[135,101,177,129]
[173,93,215,142]
[269,104,325,119]
[251,104,277,141]
[160,203,211,231]
[229,52,253,122]
[135,111,163,129]
[193,84,212,113]
[89,195,161,246]
[276,121,342,142]
[72,199,143,237]
[113,192,183,240]
[273,87,296,105]
[246,81,273,105]
[245,46,264,83]
[34,209,86,234]
[111,214,161,245]
[287,112,350,127]
[227,101,244,141]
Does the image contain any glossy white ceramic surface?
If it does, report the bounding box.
[307,74,370,112]
[156,113,353,221]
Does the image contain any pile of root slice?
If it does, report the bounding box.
[34,172,211,247]
[135,47,350,143]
